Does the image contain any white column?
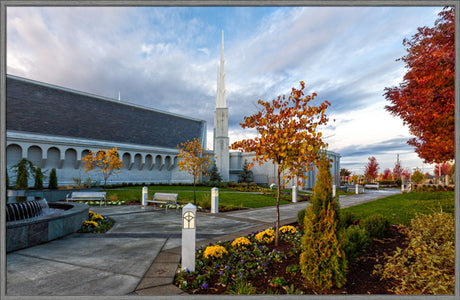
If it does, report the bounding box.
[182,203,196,272]
[292,185,297,203]
[142,186,148,207]
[211,187,219,213]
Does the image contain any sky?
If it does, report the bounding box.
[6,5,446,175]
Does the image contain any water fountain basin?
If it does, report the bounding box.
[6,202,89,253]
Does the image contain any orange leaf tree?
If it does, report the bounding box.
[177,138,213,205]
[384,7,454,164]
[231,81,330,245]
[82,147,123,189]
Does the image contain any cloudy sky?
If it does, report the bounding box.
[7,5,444,174]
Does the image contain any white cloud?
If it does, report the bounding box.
[6,6,443,175]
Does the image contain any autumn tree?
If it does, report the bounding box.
[393,159,404,181]
[434,162,454,178]
[384,7,455,164]
[364,156,379,182]
[82,147,123,189]
[231,81,330,246]
[411,169,425,184]
[177,138,213,205]
[382,168,393,181]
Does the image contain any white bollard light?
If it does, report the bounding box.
[332,185,336,198]
[292,185,297,203]
[355,184,359,194]
[142,186,148,207]
[182,203,196,272]
[211,187,219,213]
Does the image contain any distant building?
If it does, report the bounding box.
[6,75,206,186]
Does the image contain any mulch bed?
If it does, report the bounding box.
[177,224,409,295]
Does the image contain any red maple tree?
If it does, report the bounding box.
[364,156,379,182]
[384,7,455,164]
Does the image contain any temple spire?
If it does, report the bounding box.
[216,30,226,108]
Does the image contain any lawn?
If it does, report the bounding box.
[342,191,455,226]
[106,185,291,209]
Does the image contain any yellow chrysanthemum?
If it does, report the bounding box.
[255,229,275,243]
[83,220,99,228]
[231,237,252,250]
[279,225,296,234]
[91,214,104,222]
[203,245,228,260]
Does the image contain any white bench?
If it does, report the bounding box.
[66,192,107,206]
[364,183,380,189]
[143,192,178,211]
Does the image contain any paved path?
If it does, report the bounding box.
[6,188,400,296]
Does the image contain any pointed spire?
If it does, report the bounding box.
[216,30,226,108]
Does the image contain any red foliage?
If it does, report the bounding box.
[434,162,454,177]
[384,7,455,164]
[364,156,379,181]
[382,168,392,181]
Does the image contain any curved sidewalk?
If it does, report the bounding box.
[6,189,400,296]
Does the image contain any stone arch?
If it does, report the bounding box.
[145,154,154,170]
[6,144,22,167]
[155,155,164,171]
[122,153,132,170]
[134,153,143,170]
[27,146,43,167]
[165,156,172,171]
[46,147,61,169]
[64,148,78,169]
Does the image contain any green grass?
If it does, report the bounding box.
[342,191,455,226]
[106,186,290,208]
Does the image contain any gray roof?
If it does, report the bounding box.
[6,75,206,149]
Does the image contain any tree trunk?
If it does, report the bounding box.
[275,168,281,246]
[193,177,197,206]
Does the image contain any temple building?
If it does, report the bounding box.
[6,33,340,189]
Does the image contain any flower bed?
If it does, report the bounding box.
[175,225,303,294]
[78,211,114,233]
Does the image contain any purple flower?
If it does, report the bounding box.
[219,271,223,275]
[240,260,245,265]
[226,265,231,270]
[259,246,263,250]
[186,269,190,275]
[201,283,209,289]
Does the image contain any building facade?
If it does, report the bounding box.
[6,75,206,187]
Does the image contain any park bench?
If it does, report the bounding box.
[66,191,107,206]
[143,192,178,211]
[364,183,380,190]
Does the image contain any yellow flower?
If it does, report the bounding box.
[83,220,99,228]
[231,237,252,250]
[255,229,275,244]
[279,225,296,234]
[91,214,104,222]
[203,245,228,260]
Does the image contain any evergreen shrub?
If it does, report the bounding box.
[361,214,389,239]
[342,225,371,264]
[34,167,44,189]
[339,210,356,230]
[299,156,346,291]
[49,168,58,189]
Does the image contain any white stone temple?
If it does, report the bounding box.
[6,32,340,189]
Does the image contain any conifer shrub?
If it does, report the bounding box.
[375,211,454,294]
[361,214,389,239]
[342,225,371,264]
[49,168,58,189]
[297,208,307,227]
[339,210,356,230]
[299,155,346,291]
[34,167,44,189]
[13,158,35,189]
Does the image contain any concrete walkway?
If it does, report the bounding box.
[6,188,400,296]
